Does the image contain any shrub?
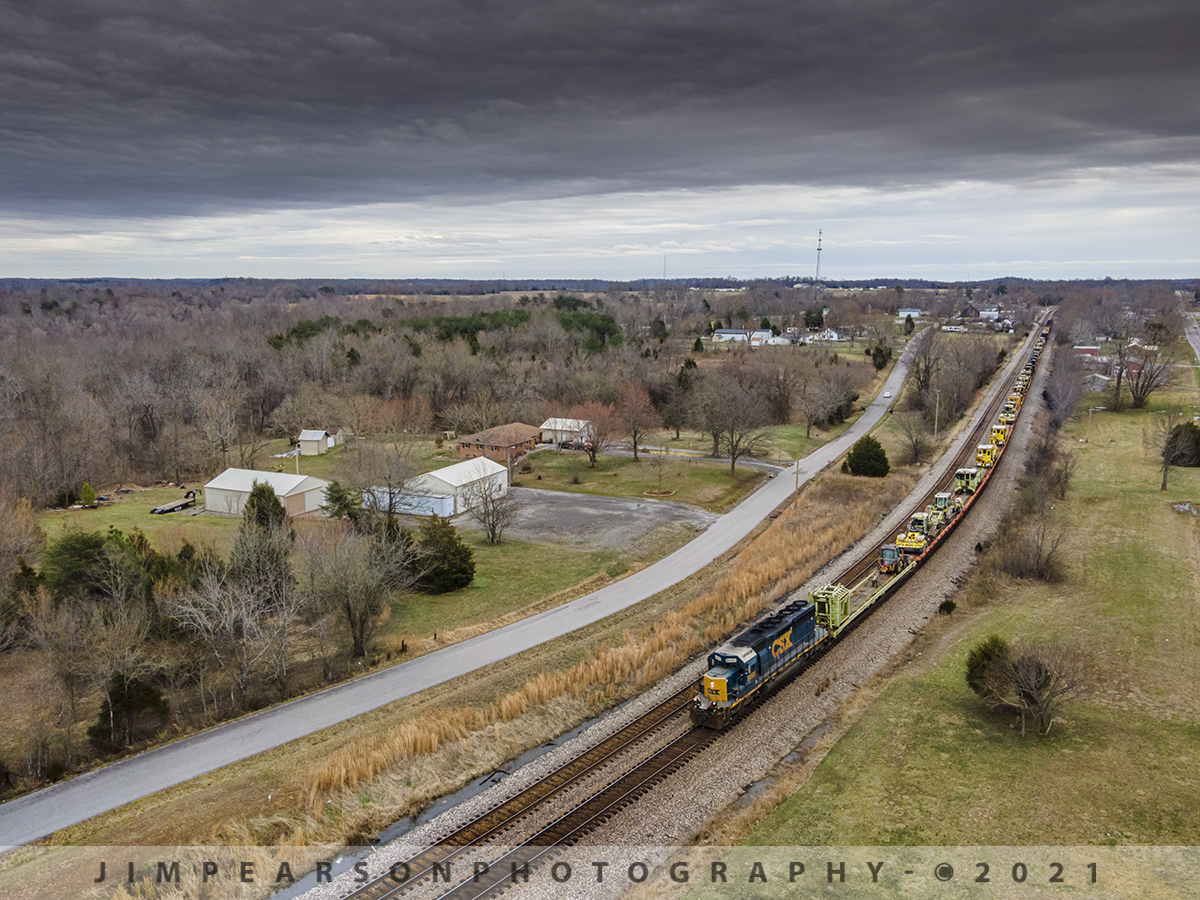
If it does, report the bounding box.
[242,481,287,532]
[1168,422,1200,467]
[80,483,96,506]
[845,435,890,477]
[415,515,475,593]
[938,599,957,615]
[965,633,1010,696]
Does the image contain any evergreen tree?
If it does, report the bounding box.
[231,481,294,609]
[242,481,287,532]
[844,435,890,477]
[414,515,475,593]
[322,480,363,523]
[965,634,1010,697]
[87,674,168,752]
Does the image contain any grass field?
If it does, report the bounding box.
[40,484,240,554]
[515,449,767,512]
[743,388,1200,848]
[381,524,692,640]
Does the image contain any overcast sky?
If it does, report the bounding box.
[3,1,1198,281]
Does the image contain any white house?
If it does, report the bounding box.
[203,468,329,518]
[539,417,590,447]
[896,308,924,323]
[403,457,509,516]
[812,328,843,343]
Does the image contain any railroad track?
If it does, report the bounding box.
[341,320,1051,900]
[343,686,699,899]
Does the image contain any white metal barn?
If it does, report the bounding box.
[404,457,508,515]
[203,468,330,518]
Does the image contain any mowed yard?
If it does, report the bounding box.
[745,390,1200,851]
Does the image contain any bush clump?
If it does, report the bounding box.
[966,633,1010,696]
[415,515,475,593]
[843,435,890,477]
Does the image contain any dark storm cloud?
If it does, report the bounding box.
[2,0,1197,214]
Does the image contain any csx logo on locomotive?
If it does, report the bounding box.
[772,632,792,657]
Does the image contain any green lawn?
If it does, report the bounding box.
[516,448,767,512]
[40,484,239,555]
[382,532,651,640]
[743,387,1200,848]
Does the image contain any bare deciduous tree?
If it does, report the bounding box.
[0,490,44,598]
[27,589,90,767]
[713,377,772,476]
[298,525,409,658]
[1125,345,1175,410]
[616,380,662,461]
[894,411,931,464]
[166,564,277,709]
[1146,405,1199,492]
[467,478,519,545]
[980,643,1094,736]
[1044,351,1085,428]
[569,400,620,466]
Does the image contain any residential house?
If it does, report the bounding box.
[458,422,541,464]
[540,417,591,447]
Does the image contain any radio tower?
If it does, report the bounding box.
[814,229,823,283]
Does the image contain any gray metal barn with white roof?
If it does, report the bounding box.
[404,457,508,515]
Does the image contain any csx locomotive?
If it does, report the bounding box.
[692,598,827,729]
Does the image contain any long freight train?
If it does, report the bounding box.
[692,323,1050,728]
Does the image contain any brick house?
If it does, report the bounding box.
[457,422,541,464]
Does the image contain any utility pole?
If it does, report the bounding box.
[815,229,823,283]
[934,389,942,443]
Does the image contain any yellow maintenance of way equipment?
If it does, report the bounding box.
[878,543,907,574]
[955,467,982,494]
[991,423,1011,446]
[895,511,933,551]
[976,443,998,467]
[929,491,962,526]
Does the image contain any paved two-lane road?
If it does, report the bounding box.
[0,347,920,848]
